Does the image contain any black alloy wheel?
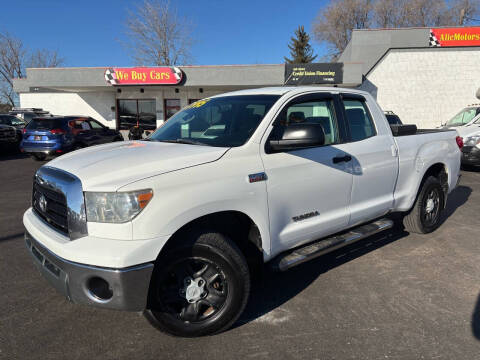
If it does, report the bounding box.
[144,231,250,337]
[421,187,441,228]
[403,176,445,234]
[156,257,228,323]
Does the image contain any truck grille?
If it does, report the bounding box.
[32,181,68,235]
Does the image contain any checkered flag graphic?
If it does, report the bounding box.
[429,31,441,47]
[104,68,118,85]
[172,66,182,81]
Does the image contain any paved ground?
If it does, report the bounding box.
[1,151,480,359]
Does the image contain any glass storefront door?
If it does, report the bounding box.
[117,99,156,130]
[164,99,181,120]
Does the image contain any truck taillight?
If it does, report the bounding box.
[50,129,66,135]
[22,128,27,134]
[456,136,464,149]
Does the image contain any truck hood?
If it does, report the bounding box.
[47,141,229,191]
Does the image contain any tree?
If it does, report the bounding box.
[124,0,193,66]
[312,0,480,59]
[452,0,480,25]
[374,0,407,28]
[284,26,318,64]
[28,49,64,68]
[0,32,63,106]
[313,0,371,59]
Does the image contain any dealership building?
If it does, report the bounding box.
[12,26,480,130]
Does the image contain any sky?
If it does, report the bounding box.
[0,0,330,68]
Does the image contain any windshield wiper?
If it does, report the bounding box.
[158,139,207,146]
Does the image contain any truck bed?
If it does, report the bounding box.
[390,124,456,137]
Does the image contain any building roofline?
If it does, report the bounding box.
[354,25,480,32]
[25,63,286,71]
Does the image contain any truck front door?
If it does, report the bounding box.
[261,93,353,255]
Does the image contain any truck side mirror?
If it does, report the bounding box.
[269,123,325,152]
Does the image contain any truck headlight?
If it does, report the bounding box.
[464,135,480,147]
[85,189,153,223]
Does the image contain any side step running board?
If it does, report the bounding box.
[270,218,394,272]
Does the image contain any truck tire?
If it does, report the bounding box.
[403,176,445,234]
[144,230,250,337]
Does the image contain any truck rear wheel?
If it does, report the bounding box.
[403,176,445,234]
[144,230,250,337]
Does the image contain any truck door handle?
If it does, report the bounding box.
[332,155,352,164]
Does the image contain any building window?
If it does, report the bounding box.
[117,99,156,130]
[164,99,181,120]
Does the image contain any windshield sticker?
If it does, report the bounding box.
[188,99,210,108]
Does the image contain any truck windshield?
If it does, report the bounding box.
[445,108,478,127]
[149,95,280,147]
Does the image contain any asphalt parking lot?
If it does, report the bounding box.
[1,152,480,359]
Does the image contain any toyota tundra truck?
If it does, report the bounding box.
[23,87,461,337]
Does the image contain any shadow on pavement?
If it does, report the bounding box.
[0,151,29,161]
[0,232,24,243]
[235,227,409,328]
[442,185,472,220]
[461,165,480,173]
[472,293,480,340]
[236,184,471,329]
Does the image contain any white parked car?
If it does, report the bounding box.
[442,104,480,128]
[23,87,461,337]
[455,118,480,166]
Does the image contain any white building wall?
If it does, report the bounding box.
[360,48,480,128]
[20,87,241,132]
[19,92,117,128]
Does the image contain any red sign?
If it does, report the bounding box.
[104,67,182,85]
[430,27,480,47]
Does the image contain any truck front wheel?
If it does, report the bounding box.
[403,176,445,234]
[144,230,250,337]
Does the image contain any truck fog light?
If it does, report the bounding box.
[87,277,113,301]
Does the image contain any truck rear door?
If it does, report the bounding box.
[337,93,398,225]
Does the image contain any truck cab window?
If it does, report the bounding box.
[343,99,375,141]
[281,100,339,145]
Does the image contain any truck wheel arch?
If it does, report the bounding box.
[157,211,264,271]
[415,162,448,209]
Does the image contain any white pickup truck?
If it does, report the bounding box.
[24,87,461,337]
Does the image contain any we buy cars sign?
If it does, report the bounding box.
[104,67,183,85]
[430,27,480,47]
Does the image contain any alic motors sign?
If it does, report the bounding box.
[429,27,480,47]
[104,67,183,85]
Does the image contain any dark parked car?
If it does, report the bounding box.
[384,111,403,125]
[0,114,26,143]
[0,124,18,148]
[20,116,123,161]
[9,107,51,124]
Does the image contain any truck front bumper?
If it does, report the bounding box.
[25,231,154,311]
